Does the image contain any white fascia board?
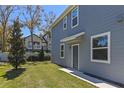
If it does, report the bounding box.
[60,32,85,42]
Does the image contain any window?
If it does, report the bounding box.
[91,32,110,63]
[28,41,32,48]
[71,6,79,28]
[63,16,67,30]
[60,43,65,59]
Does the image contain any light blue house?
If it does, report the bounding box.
[51,5,124,85]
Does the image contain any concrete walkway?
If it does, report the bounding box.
[59,68,119,88]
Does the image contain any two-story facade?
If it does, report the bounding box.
[51,5,124,84]
[24,34,47,52]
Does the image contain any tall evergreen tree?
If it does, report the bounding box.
[8,18,25,70]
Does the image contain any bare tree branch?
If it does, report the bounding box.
[39,11,56,51]
[0,5,19,52]
[21,5,43,52]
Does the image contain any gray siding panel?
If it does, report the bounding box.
[51,5,124,84]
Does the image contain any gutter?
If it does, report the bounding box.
[50,5,76,30]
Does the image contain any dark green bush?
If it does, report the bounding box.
[44,55,51,61]
[27,56,39,61]
[38,47,45,61]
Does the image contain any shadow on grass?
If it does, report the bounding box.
[2,68,26,80]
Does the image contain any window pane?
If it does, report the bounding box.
[61,45,64,50]
[72,8,78,18]
[72,17,77,26]
[93,49,108,60]
[61,51,64,57]
[93,35,108,48]
[63,16,67,29]
[64,23,66,28]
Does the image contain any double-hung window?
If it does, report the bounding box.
[60,43,65,59]
[71,6,79,28]
[63,16,67,30]
[91,32,110,64]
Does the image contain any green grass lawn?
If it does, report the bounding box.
[0,61,96,88]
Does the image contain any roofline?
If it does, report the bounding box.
[24,34,48,44]
[24,34,41,39]
[24,34,44,41]
[50,5,77,29]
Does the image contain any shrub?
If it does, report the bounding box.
[45,50,50,53]
[39,47,45,61]
[44,55,51,61]
[27,56,39,61]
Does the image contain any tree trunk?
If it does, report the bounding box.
[15,57,18,70]
[15,65,18,70]
[30,29,34,62]
[2,27,6,52]
[30,30,34,52]
[46,42,48,51]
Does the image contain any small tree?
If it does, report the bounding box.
[8,18,25,70]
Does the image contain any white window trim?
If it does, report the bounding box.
[91,32,111,64]
[71,6,79,29]
[63,16,67,30]
[60,43,65,59]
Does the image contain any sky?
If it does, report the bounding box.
[22,5,68,37]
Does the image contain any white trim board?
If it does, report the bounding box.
[60,32,85,42]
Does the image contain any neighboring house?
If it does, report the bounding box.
[48,39,51,52]
[24,34,47,52]
[0,34,47,61]
[51,5,124,85]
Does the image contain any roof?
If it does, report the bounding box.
[50,5,77,29]
[60,32,85,42]
[24,34,41,39]
[24,34,46,43]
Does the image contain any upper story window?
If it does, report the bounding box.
[60,43,65,59]
[63,16,67,30]
[71,6,79,28]
[91,32,110,64]
[28,41,40,48]
[28,41,32,48]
